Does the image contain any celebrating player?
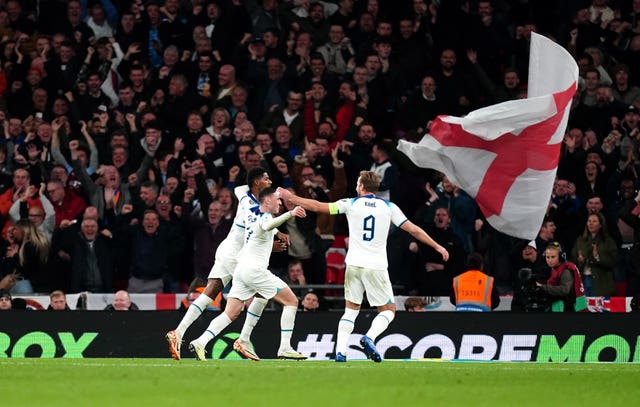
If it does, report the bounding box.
[277,171,449,362]
[165,167,277,360]
[189,187,308,360]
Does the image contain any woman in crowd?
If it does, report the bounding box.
[1,219,50,293]
[570,212,617,296]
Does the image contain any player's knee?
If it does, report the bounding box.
[205,278,223,297]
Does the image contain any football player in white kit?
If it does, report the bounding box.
[277,171,449,362]
[188,187,308,360]
[166,167,280,361]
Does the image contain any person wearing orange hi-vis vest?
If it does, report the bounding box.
[451,253,500,312]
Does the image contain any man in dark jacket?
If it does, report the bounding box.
[59,217,115,293]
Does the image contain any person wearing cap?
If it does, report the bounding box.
[511,239,550,311]
[620,104,640,140]
[0,289,12,310]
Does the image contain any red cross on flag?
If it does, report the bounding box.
[398,33,578,240]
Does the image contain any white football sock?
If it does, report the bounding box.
[365,310,395,341]
[336,308,359,355]
[279,305,298,351]
[176,294,212,338]
[239,297,268,342]
[194,312,232,346]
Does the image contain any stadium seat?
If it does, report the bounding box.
[325,247,346,296]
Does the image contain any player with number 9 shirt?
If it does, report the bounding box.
[277,171,449,363]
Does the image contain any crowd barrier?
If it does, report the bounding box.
[12,292,635,312]
[1,311,638,362]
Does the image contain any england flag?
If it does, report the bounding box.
[398,33,578,240]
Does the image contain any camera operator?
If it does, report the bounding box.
[536,242,587,312]
[511,240,550,312]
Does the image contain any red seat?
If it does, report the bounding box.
[325,248,346,296]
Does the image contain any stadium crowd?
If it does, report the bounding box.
[0,0,639,307]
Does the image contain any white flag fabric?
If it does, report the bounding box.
[398,33,578,240]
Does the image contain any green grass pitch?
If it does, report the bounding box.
[3,358,640,406]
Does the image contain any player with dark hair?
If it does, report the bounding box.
[166,167,276,360]
[189,187,308,360]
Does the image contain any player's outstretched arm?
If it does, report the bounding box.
[400,221,450,261]
[276,187,331,214]
[261,206,307,231]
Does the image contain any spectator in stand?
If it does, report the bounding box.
[419,176,478,254]
[117,207,176,293]
[45,179,87,229]
[47,290,70,310]
[342,122,375,192]
[579,68,601,107]
[370,142,397,201]
[0,289,12,310]
[571,212,617,296]
[284,259,307,286]
[70,140,134,223]
[468,50,524,104]
[56,216,114,293]
[430,48,474,115]
[131,180,159,222]
[575,160,607,203]
[273,124,302,160]
[9,183,55,242]
[0,169,32,232]
[183,199,231,282]
[403,297,427,312]
[535,217,557,257]
[301,290,321,312]
[559,127,591,186]
[585,86,627,141]
[248,57,294,121]
[611,64,640,106]
[260,90,305,145]
[549,177,583,252]
[398,75,446,134]
[104,290,139,311]
[316,24,354,77]
[280,187,326,284]
[1,219,50,294]
[409,206,465,296]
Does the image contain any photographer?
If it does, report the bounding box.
[536,242,587,312]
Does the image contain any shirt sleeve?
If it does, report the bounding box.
[389,202,408,227]
[329,198,350,215]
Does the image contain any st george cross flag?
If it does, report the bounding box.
[398,33,578,240]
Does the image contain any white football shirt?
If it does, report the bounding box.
[238,209,279,270]
[215,186,259,259]
[330,194,407,269]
